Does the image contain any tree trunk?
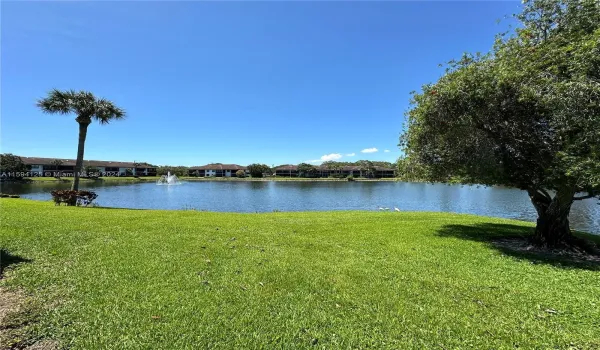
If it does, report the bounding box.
[72,122,90,193]
[528,186,575,247]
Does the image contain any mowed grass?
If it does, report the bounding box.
[1,199,599,349]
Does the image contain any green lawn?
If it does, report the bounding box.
[1,199,599,349]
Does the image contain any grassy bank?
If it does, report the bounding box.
[1,199,599,349]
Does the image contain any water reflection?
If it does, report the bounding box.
[1,180,598,234]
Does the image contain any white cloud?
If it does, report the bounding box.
[307,160,321,164]
[361,148,378,154]
[384,149,391,153]
[320,153,342,161]
[346,153,356,157]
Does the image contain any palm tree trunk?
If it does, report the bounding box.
[72,122,90,193]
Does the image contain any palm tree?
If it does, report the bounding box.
[37,89,125,191]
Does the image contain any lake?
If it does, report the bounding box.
[2,180,599,234]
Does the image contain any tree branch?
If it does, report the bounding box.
[536,188,552,201]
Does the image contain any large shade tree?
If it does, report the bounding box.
[37,90,125,191]
[401,0,599,247]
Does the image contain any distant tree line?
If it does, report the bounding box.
[2,153,426,181]
[157,166,189,177]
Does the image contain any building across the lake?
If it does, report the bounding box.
[17,156,157,177]
[271,164,395,178]
[188,164,247,177]
[10,156,395,178]
[274,165,299,177]
[186,164,395,178]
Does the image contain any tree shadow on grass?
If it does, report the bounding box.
[0,249,32,279]
[437,223,600,271]
[81,206,146,210]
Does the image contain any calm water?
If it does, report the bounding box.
[2,181,599,234]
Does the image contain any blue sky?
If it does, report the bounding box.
[1,1,519,166]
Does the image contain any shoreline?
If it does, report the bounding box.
[12,176,404,183]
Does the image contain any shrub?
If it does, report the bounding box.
[51,190,98,206]
[235,170,246,178]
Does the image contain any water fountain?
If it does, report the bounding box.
[157,171,181,185]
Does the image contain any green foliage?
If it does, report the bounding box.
[83,164,100,177]
[247,163,271,178]
[321,160,394,168]
[36,89,126,191]
[157,166,188,177]
[297,163,318,177]
[321,161,342,172]
[358,160,376,178]
[36,89,125,124]
[50,190,98,206]
[235,170,246,178]
[0,153,30,174]
[403,0,600,194]
[401,0,600,242]
[2,199,600,348]
[396,156,429,182]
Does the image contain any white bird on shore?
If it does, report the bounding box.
[394,207,400,212]
[378,207,385,210]
[384,207,390,211]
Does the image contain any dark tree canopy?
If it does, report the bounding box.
[247,164,271,178]
[0,153,30,175]
[401,0,599,246]
[297,163,318,177]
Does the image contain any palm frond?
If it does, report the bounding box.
[94,98,126,124]
[37,89,126,125]
[36,89,75,114]
[73,91,98,118]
